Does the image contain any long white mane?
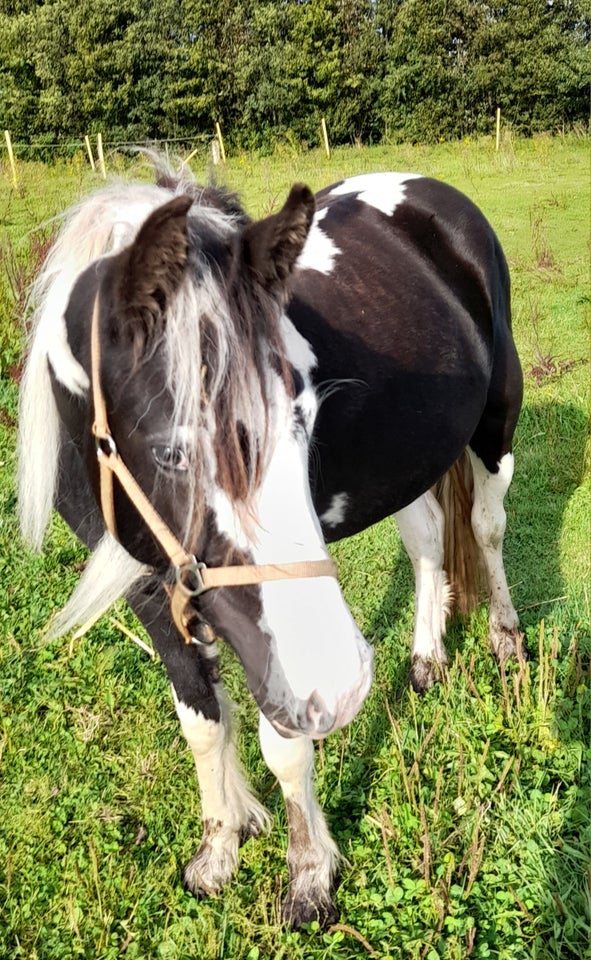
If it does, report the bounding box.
[18,181,184,548]
[18,182,189,633]
[17,168,284,637]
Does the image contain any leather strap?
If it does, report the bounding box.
[198,558,337,589]
[89,292,337,643]
[91,296,118,540]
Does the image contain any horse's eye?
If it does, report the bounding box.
[151,445,189,472]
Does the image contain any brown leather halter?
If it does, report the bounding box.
[89,293,337,643]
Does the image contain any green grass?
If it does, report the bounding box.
[0,135,589,959]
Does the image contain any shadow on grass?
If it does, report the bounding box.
[325,398,589,952]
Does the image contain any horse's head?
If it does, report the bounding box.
[68,186,373,738]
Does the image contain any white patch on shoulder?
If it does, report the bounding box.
[320,493,349,529]
[279,314,318,435]
[330,172,422,217]
[45,315,90,396]
[296,207,341,275]
[279,315,317,378]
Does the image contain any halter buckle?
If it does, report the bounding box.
[175,559,208,597]
[94,430,117,459]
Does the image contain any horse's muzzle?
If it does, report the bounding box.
[268,645,374,739]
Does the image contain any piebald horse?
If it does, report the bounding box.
[18,167,522,927]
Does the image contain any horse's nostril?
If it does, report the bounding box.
[305,691,336,736]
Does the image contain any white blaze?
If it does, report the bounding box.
[251,398,372,728]
[211,328,373,733]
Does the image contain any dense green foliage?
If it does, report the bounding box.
[0,137,589,958]
[0,0,589,154]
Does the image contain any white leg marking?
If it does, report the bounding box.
[259,713,340,926]
[395,492,451,690]
[173,684,270,894]
[467,450,520,658]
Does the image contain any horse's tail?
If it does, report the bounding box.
[18,182,177,550]
[434,451,486,615]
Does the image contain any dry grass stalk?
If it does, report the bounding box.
[408,707,444,779]
[457,653,486,709]
[465,827,486,898]
[378,805,395,887]
[509,885,535,922]
[382,689,415,806]
[419,800,432,886]
[493,755,515,795]
[108,616,155,659]
[499,660,512,720]
[328,924,378,958]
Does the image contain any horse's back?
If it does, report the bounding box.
[293,173,510,363]
[288,173,521,537]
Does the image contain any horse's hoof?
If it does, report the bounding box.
[183,852,218,898]
[282,886,339,930]
[491,627,526,663]
[183,849,223,898]
[182,831,238,898]
[410,656,447,694]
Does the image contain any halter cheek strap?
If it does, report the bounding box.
[90,293,337,643]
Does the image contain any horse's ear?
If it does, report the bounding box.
[240,184,315,297]
[115,195,193,349]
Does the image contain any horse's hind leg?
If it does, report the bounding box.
[258,714,340,929]
[466,448,522,661]
[394,491,452,693]
[127,583,270,896]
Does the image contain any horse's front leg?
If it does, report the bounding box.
[395,491,451,693]
[174,680,271,895]
[127,582,270,895]
[258,714,340,929]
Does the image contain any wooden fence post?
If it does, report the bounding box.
[84,135,96,171]
[4,130,18,189]
[321,117,331,159]
[183,146,200,166]
[215,122,226,163]
[495,108,501,151]
[97,133,107,179]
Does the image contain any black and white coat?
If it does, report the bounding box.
[18,169,522,927]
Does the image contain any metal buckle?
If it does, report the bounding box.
[95,432,117,459]
[175,559,208,597]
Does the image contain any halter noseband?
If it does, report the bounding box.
[90,293,337,644]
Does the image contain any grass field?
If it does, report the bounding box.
[0,135,589,960]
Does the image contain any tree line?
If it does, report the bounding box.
[1,0,589,157]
